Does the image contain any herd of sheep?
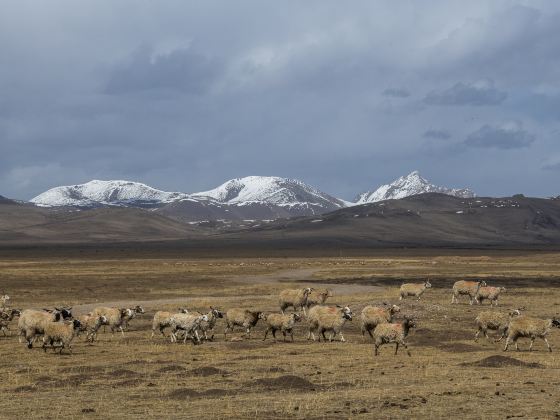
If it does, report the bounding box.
[1,280,559,356]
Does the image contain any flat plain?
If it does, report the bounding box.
[1,249,560,419]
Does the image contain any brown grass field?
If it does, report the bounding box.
[1,250,560,419]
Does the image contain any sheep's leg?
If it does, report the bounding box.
[451,294,455,304]
[290,331,294,342]
[224,325,230,340]
[263,328,269,341]
[474,328,481,341]
[544,337,552,352]
[302,306,307,317]
[339,333,345,343]
[119,326,125,337]
[282,331,287,342]
[245,327,251,339]
[529,338,535,351]
[399,295,403,301]
[503,336,511,351]
[403,341,411,356]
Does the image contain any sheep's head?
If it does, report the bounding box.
[199,314,209,323]
[120,308,129,317]
[256,312,266,321]
[72,319,82,330]
[292,313,302,322]
[134,305,145,314]
[98,315,108,325]
[326,289,334,298]
[552,319,560,328]
[303,287,312,297]
[480,280,488,287]
[178,307,189,314]
[1,294,9,303]
[500,287,507,292]
[55,307,73,319]
[390,305,401,314]
[509,309,521,317]
[11,309,21,318]
[403,315,417,328]
[340,306,352,321]
[210,307,224,318]
[425,280,432,288]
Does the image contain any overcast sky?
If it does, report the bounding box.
[2,1,560,201]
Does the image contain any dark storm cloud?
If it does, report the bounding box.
[464,123,535,149]
[423,129,451,140]
[382,88,410,98]
[424,80,507,106]
[2,1,560,201]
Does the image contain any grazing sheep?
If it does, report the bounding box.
[307,305,353,342]
[0,308,21,336]
[91,307,129,336]
[190,307,224,341]
[305,289,333,309]
[373,316,417,356]
[77,314,107,342]
[474,309,521,342]
[399,281,431,301]
[18,307,73,348]
[279,288,312,316]
[169,313,209,344]
[42,319,82,354]
[151,308,189,339]
[503,316,560,352]
[121,305,145,330]
[224,308,265,340]
[476,286,506,306]
[451,280,487,305]
[262,313,302,342]
[361,304,400,341]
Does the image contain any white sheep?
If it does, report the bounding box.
[121,305,145,330]
[399,281,431,301]
[361,304,400,341]
[503,316,560,352]
[279,288,312,316]
[262,313,302,342]
[307,305,353,342]
[373,316,417,356]
[42,319,82,354]
[169,313,209,344]
[77,314,107,342]
[151,308,188,339]
[451,280,487,305]
[0,294,10,308]
[189,307,224,341]
[305,289,333,309]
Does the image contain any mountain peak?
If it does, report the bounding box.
[355,171,475,204]
[31,179,187,207]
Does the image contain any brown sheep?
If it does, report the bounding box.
[474,309,521,341]
[305,289,333,309]
[373,316,417,356]
[476,286,506,306]
[91,307,129,336]
[262,313,302,342]
[190,307,224,341]
[361,304,400,341]
[0,308,21,336]
[504,316,560,352]
[451,280,487,305]
[42,319,82,354]
[224,308,264,340]
[399,281,431,301]
[279,288,312,316]
[77,314,107,342]
[151,308,189,339]
[18,307,73,348]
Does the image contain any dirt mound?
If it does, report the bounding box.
[461,355,544,368]
[253,375,318,391]
[168,388,229,399]
[189,366,228,376]
[158,365,186,373]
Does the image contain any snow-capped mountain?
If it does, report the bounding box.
[355,171,475,204]
[31,180,188,208]
[191,176,348,212]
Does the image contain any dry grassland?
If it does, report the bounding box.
[1,251,560,419]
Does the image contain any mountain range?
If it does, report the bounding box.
[28,171,473,222]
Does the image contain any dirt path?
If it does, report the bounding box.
[73,267,382,314]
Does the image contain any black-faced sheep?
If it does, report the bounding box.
[503,316,560,352]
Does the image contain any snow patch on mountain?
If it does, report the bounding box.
[355,171,475,204]
[31,180,188,207]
